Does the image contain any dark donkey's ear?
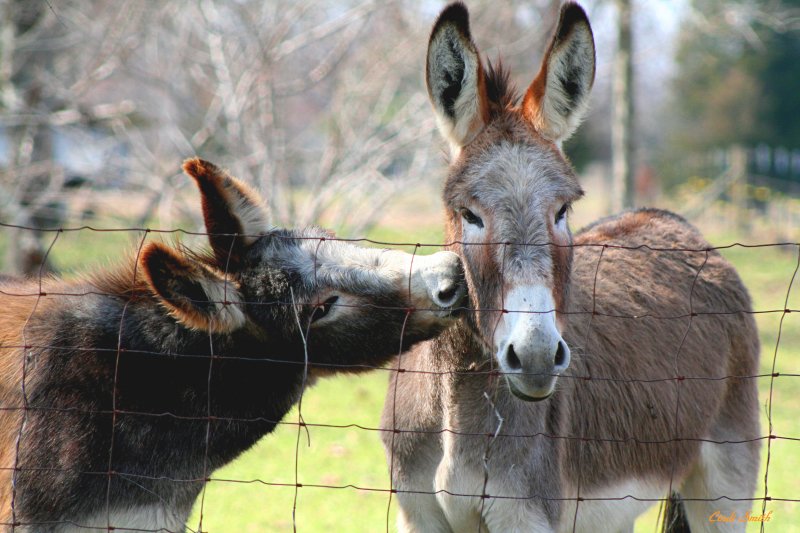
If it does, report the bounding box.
[140,242,245,333]
[426,2,489,153]
[522,2,595,144]
[183,158,269,270]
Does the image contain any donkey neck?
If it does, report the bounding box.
[434,320,489,371]
[433,324,556,436]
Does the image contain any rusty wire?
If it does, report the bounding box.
[0,221,796,532]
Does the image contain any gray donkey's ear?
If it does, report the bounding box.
[522,2,595,144]
[183,158,269,270]
[426,2,489,155]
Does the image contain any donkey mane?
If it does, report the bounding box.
[80,253,150,297]
[484,59,519,112]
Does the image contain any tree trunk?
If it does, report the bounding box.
[611,0,634,213]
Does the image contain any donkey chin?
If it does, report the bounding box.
[494,285,571,402]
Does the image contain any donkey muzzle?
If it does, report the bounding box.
[401,252,467,320]
[411,251,467,317]
[494,284,570,401]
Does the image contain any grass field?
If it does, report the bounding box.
[0,193,798,532]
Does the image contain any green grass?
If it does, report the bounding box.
[1,219,798,532]
[188,372,396,533]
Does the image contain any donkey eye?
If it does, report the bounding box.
[555,204,569,224]
[460,208,484,228]
[311,296,339,323]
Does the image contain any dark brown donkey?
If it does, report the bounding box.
[0,159,466,532]
[381,3,760,532]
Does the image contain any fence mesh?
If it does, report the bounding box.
[0,221,797,532]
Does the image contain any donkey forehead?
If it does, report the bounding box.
[448,139,581,275]
[455,140,582,208]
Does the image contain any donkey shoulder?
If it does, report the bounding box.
[570,208,756,350]
[574,208,707,248]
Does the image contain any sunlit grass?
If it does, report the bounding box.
[187,371,397,533]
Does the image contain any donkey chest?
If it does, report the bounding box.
[432,413,551,527]
[433,428,564,532]
[427,376,570,530]
[432,435,665,532]
[433,381,500,500]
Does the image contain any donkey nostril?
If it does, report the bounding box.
[554,341,567,367]
[436,283,458,306]
[506,344,522,371]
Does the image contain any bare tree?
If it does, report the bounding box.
[0,0,136,274]
[0,0,566,275]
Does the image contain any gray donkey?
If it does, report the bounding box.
[0,158,466,532]
[381,3,760,532]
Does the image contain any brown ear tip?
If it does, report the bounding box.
[182,157,202,176]
[182,157,220,181]
[139,241,167,268]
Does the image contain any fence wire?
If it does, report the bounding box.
[0,221,797,532]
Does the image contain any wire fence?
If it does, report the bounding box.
[0,221,797,532]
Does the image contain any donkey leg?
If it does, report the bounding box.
[679,440,760,532]
[481,472,560,533]
[482,499,554,533]
[680,369,761,533]
[396,493,453,533]
[391,434,454,533]
[395,464,454,533]
[382,346,453,533]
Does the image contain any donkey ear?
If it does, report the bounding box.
[183,158,269,270]
[140,242,245,333]
[426,2,489,153]
[522,2,595,144]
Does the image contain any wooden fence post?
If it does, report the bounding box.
[611,0,634,213]
[729,145,748,233]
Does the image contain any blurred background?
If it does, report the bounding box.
[0,0,798,531]
[1,0,799,273]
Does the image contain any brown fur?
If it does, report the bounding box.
[563,211,760,487]
[523,52,549,125]
[522,3,595,130]
[182,158,268,269]
[0,281,64,523]
[139,241,242,333]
